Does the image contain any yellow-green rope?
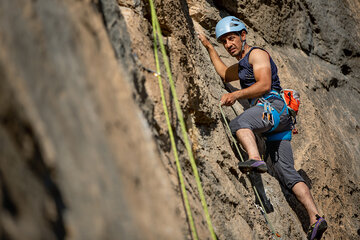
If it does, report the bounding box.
[149,1,217,239]
[218,103,281,240]
[150,5,198,240]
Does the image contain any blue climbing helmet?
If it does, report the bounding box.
[215,16,247,41]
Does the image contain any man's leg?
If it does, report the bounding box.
[229,105,271,161]
[292,182,319,225]
[236,128,261,160]
[293,182,328,239]
[229,105,271,173]
[236,128,268,173]
[267,139,328,238]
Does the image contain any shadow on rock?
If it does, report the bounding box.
[248,172,274,213]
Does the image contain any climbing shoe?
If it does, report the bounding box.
[307,214,328,240]
[238,159,268,173]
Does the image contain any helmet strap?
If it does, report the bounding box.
[241,39,246,54]
[237,31,246,54]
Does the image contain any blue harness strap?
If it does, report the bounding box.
[256,90,292,141]
[266,130,292,141]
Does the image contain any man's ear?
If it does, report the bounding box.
[240,30,246,41]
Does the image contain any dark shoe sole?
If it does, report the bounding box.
[308,219,328,240]
[314,221,327,240]
[238,162,268,173]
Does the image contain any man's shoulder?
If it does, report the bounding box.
[249,47,270,64]
[249,47,268,55]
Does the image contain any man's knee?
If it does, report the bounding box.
[236,128,253,137]
[291,181,309,193]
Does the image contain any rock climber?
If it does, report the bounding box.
[198,16,327,240]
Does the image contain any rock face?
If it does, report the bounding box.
[0,0,182,239]
[0,0,359,239]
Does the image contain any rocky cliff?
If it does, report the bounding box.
[0,0,359,239]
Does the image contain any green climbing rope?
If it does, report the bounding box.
[218,103,281,240]
[150,6,198,240]
[149,1,217,239]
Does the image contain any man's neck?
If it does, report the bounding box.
[236,44,251,60]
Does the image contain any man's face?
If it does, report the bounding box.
[219,32,243,57]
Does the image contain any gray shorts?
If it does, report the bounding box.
[229,97,304,190]
[229,98,292,135]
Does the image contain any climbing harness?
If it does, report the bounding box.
[149,1,216,240]
[219,104,282,240]
[254,90,299,141]
[256,90,287,132]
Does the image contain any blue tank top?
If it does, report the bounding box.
[238,47,282,92]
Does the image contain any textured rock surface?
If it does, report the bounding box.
[0,0,359,239]
[0,0,182,239]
